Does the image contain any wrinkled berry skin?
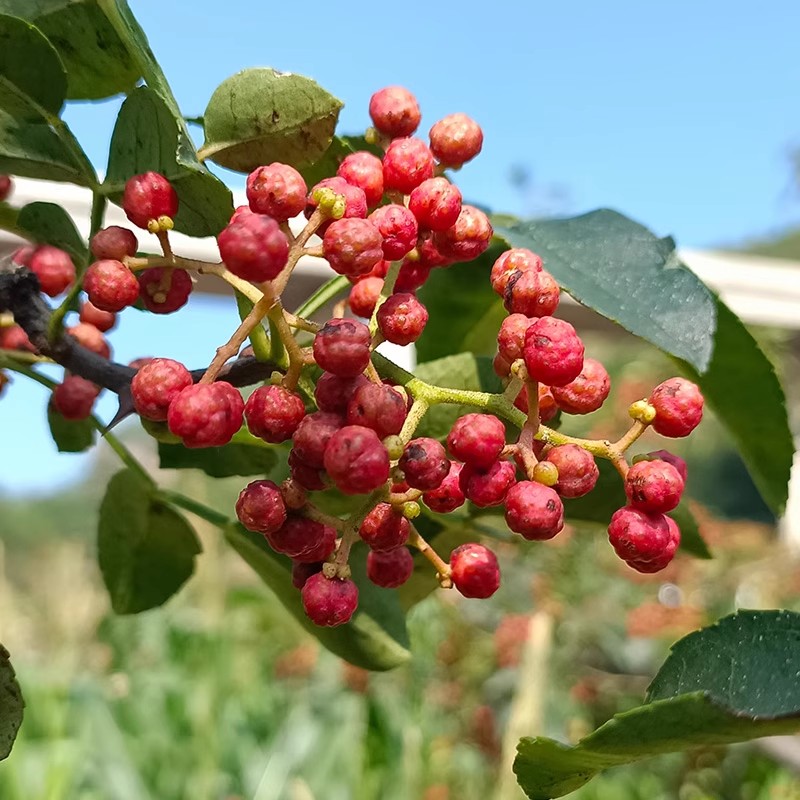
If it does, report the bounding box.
[409,177,462,231]
[83,259,140,312]
[382,137,435,194]
[497,313,532,365]
[123,172,179,228]
[346,383,407,439]
[459,460,516,507]
[359,503,410,551]
[624,459,684,514]
[52,376,100,420]
[79,301,116,333]
[246,163,307,222]
[504,269,560,318]
[314,373,369,415]
[399,437,450,491]
[337,151,385,207]
[429,113,483,166]
[288,449,327,491]
[367,547,414,588]
[349,276,383,318]
[490,248,543,296]
[30,246,75,297]
[302,573,359,627]
[394,260,431,292]
[218,213,290,282]
[369,204,418,260]
[167,381,244,448]
[131,358,193,421]
[608,507,677,573]
[323,218,384,278]
[447,413,506,469]
[245,385,306,443]
[505,481,564,541]
[376,293,429,345]
[422,462,465,513]
[235,480,287,534]
[434,205,493,262]
[450,543,500,599]
[512,383,558,423]
[523,316,585,387]
[551,357,611,415]
[292,411,344,469]
[643,449,688,483]
[313,318,372,377]
[268,516,336,562]
[67,322,110,359]
[369,86,421,138]
[649,377,704,437]
[138,267,192,313]
[306,177,367,231]
[542,444,599,499]
[323,425,390,495]
[90,226,138,261]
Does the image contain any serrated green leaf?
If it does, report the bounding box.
[47,401,95,453]
[98,469,201,614]
[0,644,23,761]
[201,68,343,173]
[17,202,87,264]
[158,439,278,479]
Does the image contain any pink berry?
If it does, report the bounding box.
[131,358,193,421]
[394,260,431,293]
[399,437,450,491]
[429,113,483,166]
[0,175,12,202]
[504,481,564,541]
[292,411,344,469]
[313,318,372,377]
[218,213,290,282]
[29,246,75,297]
[541,444,598,499]
[409,177,462,232]
[346,383,407,439]
[447,413,506,469]
[649,378,704,438]
[433,205,492,262]
[167,381,244,448]
[497,313,531,366]
[302,573,359,627]
[415,234,454,268]
[52,375,100,420]
[246,163,307,222]
[10,246,33,267]
[67,322,111,359]
[367,547,414,588]
[503,269,560,318]
[459,460,516,507]
[138,267,192,313]
[83,259,140,312]
[122,172,179,228]
[607,507,677,573]
[245,385,306,443]
[490,249,543,296]
[369,86,421,138]
[422,462,466,513]
[643,450,688,483]
[79,301,116,333]
[369,204,419,260]
[230,205,256,224]
[348,276,383,318]
[512,383,559,423]
[382,137,435,194]
[0,325,35,353]
[268,516,336,562]
[323,218,384,278]
[289,449,327,491]
[306,176,367,232]
[376,293,428,346]
[323,425,390,495]
[90,226,138,261]
[291,561,323,589]
[523,317,584,387]
[450,543,500,599]
[337,151,385,207]
[235,480,287,535]
[551,358,611,415]
[624,459,685,514]
[359,503,410,551]
[314,373,369,414]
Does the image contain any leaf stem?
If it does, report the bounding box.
[294,275,350,319]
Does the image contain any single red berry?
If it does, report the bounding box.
[504,269,560,317]
[246,163,307,222]
[490,249,543,296]
[245,384,306,443]
[422,462,465,513]
[90,225,138,261]
[337,151,385,207]
[313,318,372,377]
[280,478,308,511]
[624,459,685,514]
[399,437,450,491]
[367,547,414,588]
[382,137,435,194]
[497,313,531,366]
[607,507,676,573]
[267,515,337,563]
[138,267,193,313]
[504,481,564,541]
[450,543,500,599]
[218,213,290,282]
[83,259,140,312]
[323,218,384,278]
[0,175,12,202]
[649,378,704,438]
[346,383,407,439]
[541,444,598,499]
[642,450,688,483]
[79,301,116,333]
[314,372,369,414]
[230,205,256,224]
[408,177,462,232]
[167,381,244,448]
[429,113,483,166]
[323,425,390,494]
[369,204,419,260]
[523,316,584,387]
[291,561,323,589]
[52,375,100,420]
[29,246,75,297]
[0,325,35,353]
[131,358,193,421]
[302,573,359,627]
[348,276,383,318]
[67,322,111,359]
[433,205,492,262]
[306,177,367,233]
[288,449,327,491]
[128,357,155,371]
[551,358,611,415]
[292,411,344,469]
[459,460,516,507]
[376,293,429,345]
[394,260,431,293]
[369,86,421,138]
[512,383,559,423]
[360,503,410,551]
[10,246,34,267]
[415,234,454,268]
[235,480,287,535]
[447,413,506,469]
[293,522,336,565]
[123,172,179,228]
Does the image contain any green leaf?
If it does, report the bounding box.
[201,68,343,173]
[0,1,141,100]
[225,526,410,671]
[495,210,717,372]
[17,202,87,264]
[0,644,23,761]
[298,134,382,187]
[47,401,95,453]
[104,86,233,237]
[674,299,794,516]
[98,469,201,614]
[158,439,278,479]
[514,610,800,799]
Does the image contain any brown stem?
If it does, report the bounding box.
[409,524,452,588]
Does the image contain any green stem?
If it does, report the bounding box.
[398,399,429,443]
[294,275,350,319]
[157,489,232,529]
[369,260,403,335]
[235,291,271,363]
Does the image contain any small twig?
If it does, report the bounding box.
[409,524,451,588]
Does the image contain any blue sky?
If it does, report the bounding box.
[2,0,799,493]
